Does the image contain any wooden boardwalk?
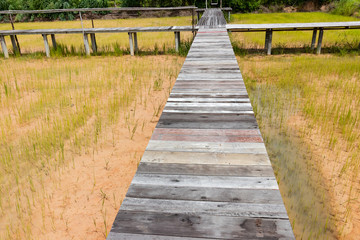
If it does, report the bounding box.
[108,9,295,239]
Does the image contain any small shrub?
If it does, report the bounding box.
[332,0,360,16]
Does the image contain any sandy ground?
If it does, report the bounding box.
[26,79,174,240]
[288,115,360,240]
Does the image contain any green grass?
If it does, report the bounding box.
[332,0,360,17]
[238,54,360,239]
[230,12,360,54]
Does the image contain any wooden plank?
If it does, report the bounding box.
[151,134,262,143]
[126,185,282,204]
[108,232,209,240]
[153,128,261,136]
[227,21,360,32]
[151,128,262,142]
[137,163,273,177]
[161,110,254,115]
[120,198,289,218]
[156,113,258,129]
[131,174,278,189]
[165,102,251,107]
[163,106,253,112]
[110,211,295,239]
[158,115,257,127]
[145,140,267,154]
[167,98,249,102]
[0,26,197,36]
[169,93,249,98]
[141,151,271,165]
[0,6,198,14]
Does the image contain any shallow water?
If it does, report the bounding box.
[246,83,336,239]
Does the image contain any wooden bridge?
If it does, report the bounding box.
[107,9,295,239]
[1,6,360,58]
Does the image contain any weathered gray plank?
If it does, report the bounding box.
[121,198,289,218]
[141,151,271,165]
[131,174,278,189]
[110,211,295,239]
[157,112,258,129]
[167,98,249,103]
[227,21,360,31]
[108,232,209,240]
[126,185,282,204]
[0,6,197,15]
[137,163,273,177]
[146,140,267,154]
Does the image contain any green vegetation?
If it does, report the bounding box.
[230,12,360,54]
[332,0,360,17]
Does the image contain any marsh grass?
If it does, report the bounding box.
[239,55,360,239]
[230,12,360,54]
[0,55,184,239]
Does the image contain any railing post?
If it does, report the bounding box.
[267,29,273,55]
[9,13,21,55]
[42,34,50,58]
[228,11,231,23]
[0,36,9,59]
[128,32,134,56]
[51,34,57,50]
[175,32,180,53]
[311,29,317,51]
[83,33,91,56]
[264,30,269,51]
[317,28,324,55]
[10,35,19,54]
[90,33,97,53]
[192,8,196,38]
[133,32,138,53]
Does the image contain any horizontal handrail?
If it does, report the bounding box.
[0,26,198,36]
[0,6,197,15]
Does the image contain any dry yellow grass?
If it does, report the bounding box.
[0,55,184,239]
[238,54,360,239]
